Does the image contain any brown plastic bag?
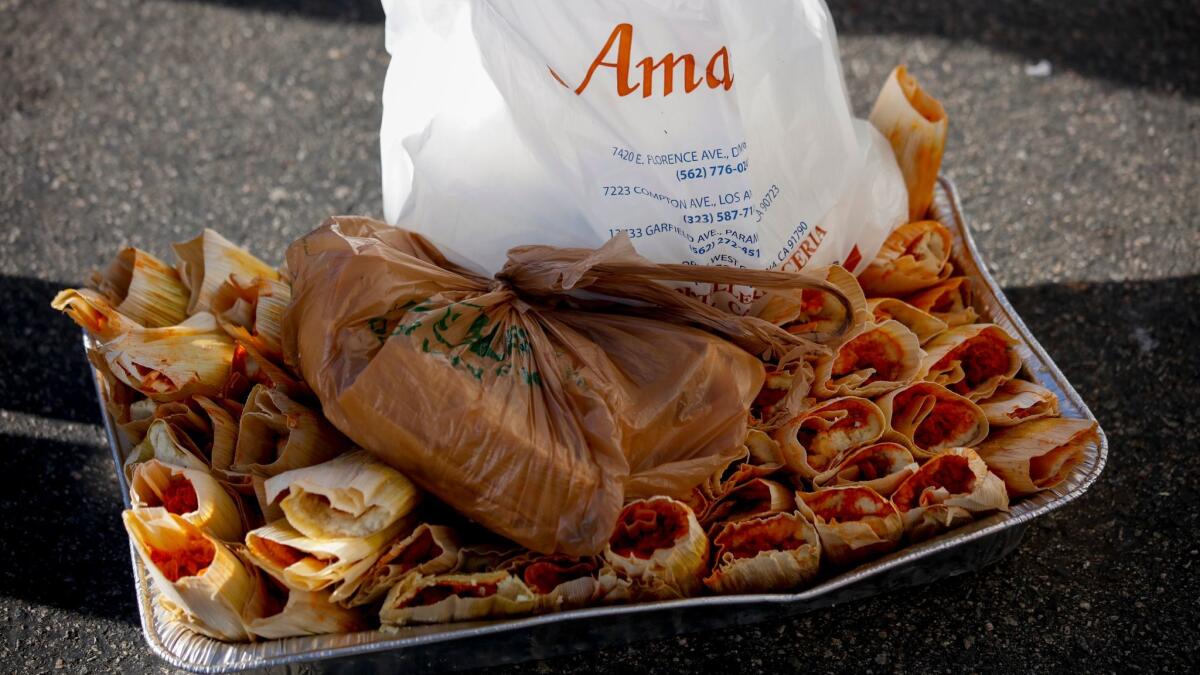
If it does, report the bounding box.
[283,217,847,555]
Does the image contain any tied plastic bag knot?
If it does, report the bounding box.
[284,217,851,555]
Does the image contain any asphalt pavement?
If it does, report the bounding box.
[2,0,1198,673]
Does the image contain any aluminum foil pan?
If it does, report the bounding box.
[86,177,1108,673]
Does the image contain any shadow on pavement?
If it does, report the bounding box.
[177,0,1200,97]
[1,275,99,424]
[0,432,139,625]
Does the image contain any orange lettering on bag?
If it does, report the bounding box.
[573,24,732,98]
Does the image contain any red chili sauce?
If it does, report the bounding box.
[403,579,501,608]
[160,474,199,515]
[936,333,1010,394]
[257,538,310,569]
[839,446,900,481]
[149,535,215,582]
[831,330,901,383]
[892,455,976,512]
[713,515,805,560]
[806,488,884,522]
[521,557,598,595]
[608,501,689,559]
[913,402,976,449]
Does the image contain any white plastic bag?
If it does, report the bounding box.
[381,0,905,313]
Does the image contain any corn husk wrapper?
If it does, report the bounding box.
[604,497,708,600]
[501,553,619,612]
[131,459,243,542]
[122,508,252,641]
[238,551,366,639]
[877,381,990,460]
[232,385,350,477]
[689,430,785,515]
[798,486,903,567]
[90,247,190,328]
[379,570,536,627]
[813,320,923,398]
[245,518,407,592]
[812,442,918,497]
[751,265,870,339]
[264,451,421,541]
[123,419,209,481]
[52,291,235,401]
[859,221,954,297]
[905,277,977,328]
[173,229,279,315]
[221,339,311,403]
[116,397,166,445]
[869,65,947,221]
[866,297,948,345]
[975,418,1097,497]
[773,396,887,479]
[754,348,820,424]
[919,323,1021,401]
[978,379,1061,428]
[51,288,142,341]
[332,524,461,607]
[699,478,795,529]
[103,313,233,402]
[891,448,1009,541]
[211,274,291,360]
[193,395,240,472]
[702,512,821,594]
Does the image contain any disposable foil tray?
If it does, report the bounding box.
[86,177,1108,673]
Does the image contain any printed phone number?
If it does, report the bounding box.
[675,161,749,182]
[682,207,755,225]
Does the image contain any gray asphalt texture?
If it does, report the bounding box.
[2,0,1198,673]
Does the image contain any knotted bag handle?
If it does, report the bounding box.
[498,234,854,358]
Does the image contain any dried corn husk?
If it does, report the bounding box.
[211,274,291,360]
[51,288,141,341]
[52,293,235,401]
[123,419,209,481]
[905,277,977,327]
[501,553,619,613]
[222,339,310,402]
[891,448,1009,541]
[604,497,708,600]
[869,65,947,221]
[173,229,279,315]
[877,381,990,460]
[332,524,461,608]
[753,348,819,423]
[193,395,240,472]
[812,442,918,497]
[975,418,1097,497]
[773,396,887,479]
[264,451,421,540]
[690,431,785,515]
[244,518,406,592]
[131,459,243,542]
[90,247,190,328]
[812,320,923,398]
[240,556,366,639]
[752,265,870,338]
[978,379,1061,428]
[702,512,820,594]
[379,571,536,627]
[232,385,349,477]
[866,297,948,345]
[919,323,1021,401]
[699,478,795,529]
[798,486,903,566]
[122,508,252,641]
[859,221,953,297]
